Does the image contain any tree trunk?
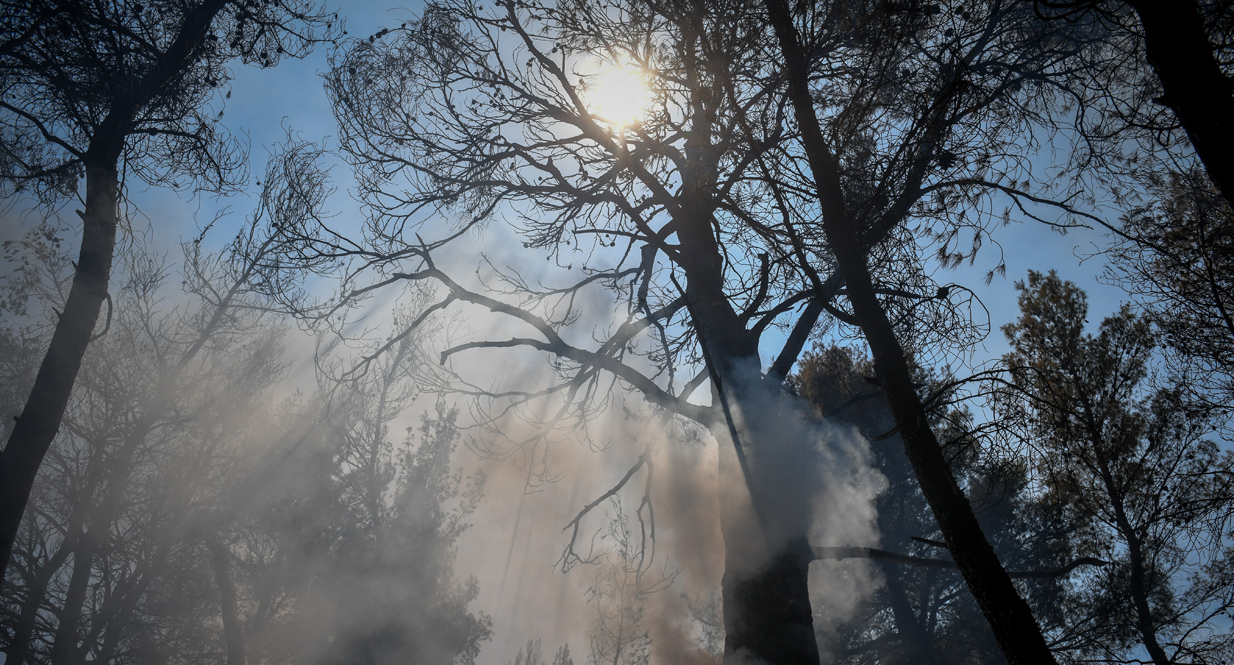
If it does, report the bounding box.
[670,108,824,660]
[49,539,94,665]
[762,1,1058,663]
[5,428,111,665]
[1100,467,1171,665]
[721,534,818,665]
[1121,518,1171,665]
[210,540,247,665]
[707,344,822,665]
[48,411,160,664]
[882,568,941,665]
[841,262,1056,665]
[715,423,821,665]
[0,148,121,587]
[0,0,230,586]
[1129,0,1234,203]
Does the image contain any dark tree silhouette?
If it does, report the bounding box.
[995,271,1234,665]
[1108,171,1234,423]
[791,346,1106,664]
[0,0,337,582]
[1034,0,1234,203]
[762,0,1082,661]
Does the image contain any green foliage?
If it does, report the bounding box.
[998,270,1234,664]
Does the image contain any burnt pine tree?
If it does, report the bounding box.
[0,0,336,581]
[306,0,1087,662]
[762,0,1084,661]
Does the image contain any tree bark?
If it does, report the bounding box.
[1128,0,1234,203]
[0,147,121,587]
[763,1,1059,663]
[721,534,818,665]
[0,0,230,585]
[703,326,823,665]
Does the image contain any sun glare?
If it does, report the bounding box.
[585,62,651,129]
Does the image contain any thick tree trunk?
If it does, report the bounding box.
[0,149,121,586]
[685,269,820,663]
[762,1,1058,663]
[721,534,818,665]
[714,420,821,665]
[1129,0,1234,203]
[707,345,822,665]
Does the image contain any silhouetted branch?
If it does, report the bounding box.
[812,546,1107,578]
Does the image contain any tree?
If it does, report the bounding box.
[1026,0,1234,451]
[996,270,1234,665]
[510,639,575,665]
[0,244,287,665]
[761,0,1088,661]
[259,398,492,665]
[582,499,671,665]
[1033,0,1234,204]
[0,0,337,581]
[0,137,330,665]
[0,250,491,665]
[791,346,1100,664]
[1108,170,1234,423]
[2,134,491,665]
[307,0,1091,661]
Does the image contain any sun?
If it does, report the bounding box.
[584,61,651,129]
